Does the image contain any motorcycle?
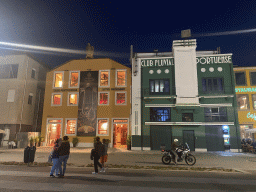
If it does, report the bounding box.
[161,143,196,166]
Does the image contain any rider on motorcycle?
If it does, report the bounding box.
[171,139,179,164]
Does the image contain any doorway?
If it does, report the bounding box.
[113,119,128,148]
[46,119,62,146]
[183,130,195,151]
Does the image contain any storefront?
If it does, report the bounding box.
[234,67,256,142]
[131,39,240,151]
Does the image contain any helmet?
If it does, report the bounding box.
[174,139,178,142]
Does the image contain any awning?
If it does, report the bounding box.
[245,129,256,133]
[0,129,5,134]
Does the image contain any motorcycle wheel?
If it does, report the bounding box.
[185,154,196,166]
[162,155,171,165]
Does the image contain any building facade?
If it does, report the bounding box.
[131,39,240,152]
[0,54,48,147]
[234,67,256,142]
[41,58,131,148]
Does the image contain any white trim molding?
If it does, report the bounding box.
[74,142,94,148]
[131,147,142,150]
[200,95,234,98]
[145,104,176,107]
[142,147,151,151]
[68,70,80,88]
[99,70,110,88]
[144,96,176,99]
[145,122,235,126]
[53,71,64,89]
[200,103,232,107]
[195,148,207,152]
[115,69,127,87]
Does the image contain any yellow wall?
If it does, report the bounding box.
[41,58,131,145]
[234,67,256,140]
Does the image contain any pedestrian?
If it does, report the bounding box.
[100,139,108,169]
[50,139,62,178]
[92,136,104,174]
[58,136,70,178]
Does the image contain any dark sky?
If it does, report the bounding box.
[1,0,256,68]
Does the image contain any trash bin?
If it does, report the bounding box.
[24,146,30,163]
[29,146,36,163]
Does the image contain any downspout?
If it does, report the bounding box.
[35,89,41,132]
[18,57,29,135]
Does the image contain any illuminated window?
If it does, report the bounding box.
[68,92,78,106]
[116,92,126,105]
[69,71,79,88]
[252,95,256,110]
[66,119,77,135]
[99,70,110,87]
[149,79,170,95]
[53,71,64,88]
[51,93,62,106]
[99,92,109,105]
[237,94,249,110]
[97,119,109,135]
[116,70,126,87]
[204,107,227,122]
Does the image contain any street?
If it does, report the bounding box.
[0,165,256,191]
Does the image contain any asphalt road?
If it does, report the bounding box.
[0,165,255,191]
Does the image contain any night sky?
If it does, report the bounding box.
[1,1,256,68]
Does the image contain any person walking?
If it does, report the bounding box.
[58,136,70,177]
[100,139,108,169]
[92,137,104,174]
[50,139,62,178]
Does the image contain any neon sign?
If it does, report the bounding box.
[247,112,256,121]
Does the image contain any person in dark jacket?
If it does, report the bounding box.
[58,136,70,177]
[92,137,104,174]
[100,139,108,169]
[171,139,179,165]
[50,139,62,178]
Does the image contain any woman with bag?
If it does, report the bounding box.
[49,139,62,178]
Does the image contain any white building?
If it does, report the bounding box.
[0,54,48,147]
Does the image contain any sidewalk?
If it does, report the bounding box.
[0,147,255,173]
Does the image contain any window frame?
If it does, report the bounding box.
[150,107,171,122]
[67,92,79,106]
[149,79,170,95]
[46,118,63,145]
[115,91,127,105]
[250,71,256,86]
[68,71,80,88]
[204,107,228,122]
[28,93,33,105]
[201,77,224,94]
[235,71,247,86]
[51,92,63,106]
[115,69,127,87]
[252,94,256,110]
[53,71,64,89]
[98,91,109,105]
[182,113,194,122]
[99,70,110,87]
[96,118,109,136]
[65,118,77,136]
[31,68,36,79]
[237,94,250,111]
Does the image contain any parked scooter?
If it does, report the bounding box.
[161,142,196,166]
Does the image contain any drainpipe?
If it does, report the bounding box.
[35,89,41,132]
[18,57,29,137]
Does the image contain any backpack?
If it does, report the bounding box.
[90,149,95,160]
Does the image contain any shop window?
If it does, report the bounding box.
[237,94,250,110]
[97,119,109,135]
[28,94,33,105]
[31,69,36,79]
[182,113,193,122]
[250,72,256,86]
[240,125,254,140]
[149,79,170,95]
[116,70,126,87]
[116,92,126,105]
[69,71,79,88]
[68,92,78,106]
[99,70,110,87]
[235,72,246,86]
[204,107,227,122]
[150,107,171,122]
[99,92,109,105]
[53,71,64,88]
[51,93,62,106]
[202,78,223,94]
[65,119,77,135]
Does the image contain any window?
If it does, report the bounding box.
[204,107,227,122]
[115,92,126,105]
[237,94,250,110]
[31,69,36,79]
[51,93,62,106]
[235,72,246,86]
[0,64,18,79]
[252,95,256,110]
[250,72,256,86]
[99,92,109,105]
[28,93,33,105]
[97,119,109,135]
[116,69,126,87]
[150,108,171,122]
[99,70,110,87]
[53,71,64,88]
[67,92,78,106]
[69,71,80,88]
[182,113,193,122]
[202,78,223,94]
[149,79,170,95]
[240,125,253,140]
[65,119,77,135]
[7,90,15,102]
